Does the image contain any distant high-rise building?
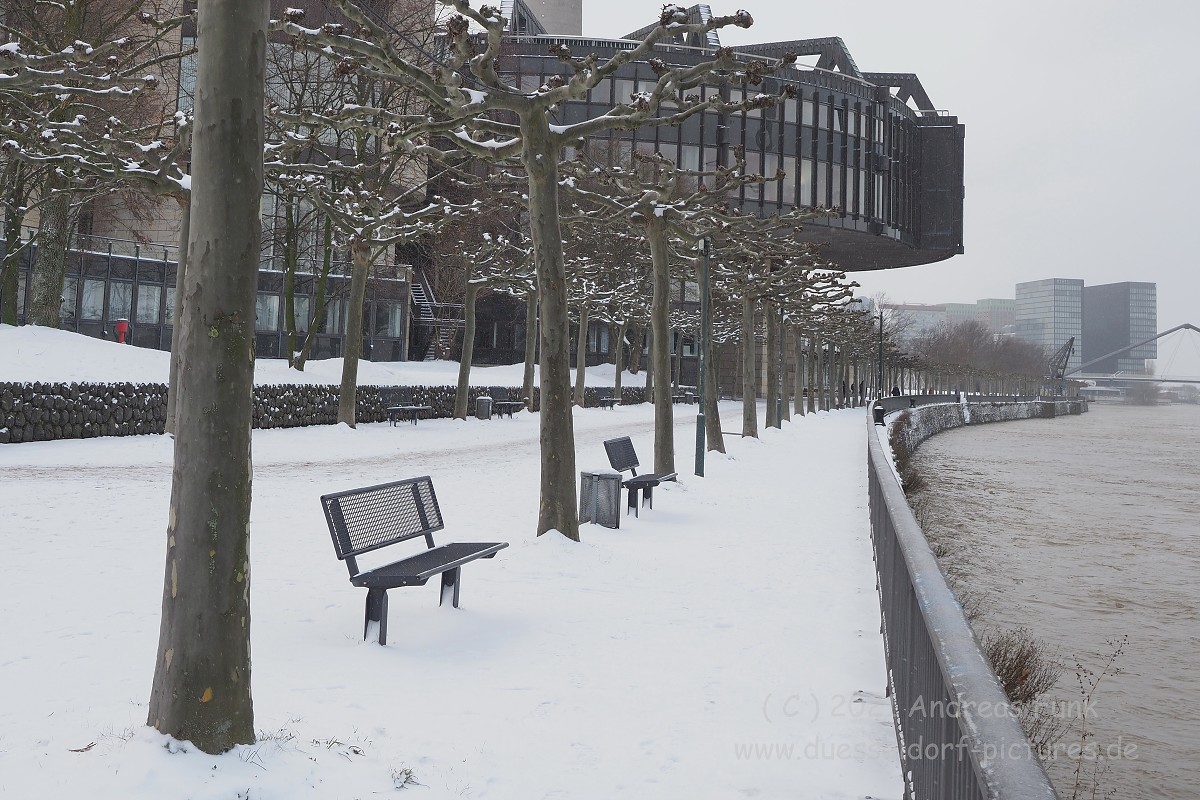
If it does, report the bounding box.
[944,302,977,328]
[1015,278,1084,372]
[1081,282,1157,374]
[975,298,1015,336]
[882,303,947,343]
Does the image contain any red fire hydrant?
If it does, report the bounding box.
[115,319,129,344]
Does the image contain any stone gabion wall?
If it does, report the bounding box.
[892,402,967,456]
[893,399,1087,457]
[0,381,546,444]
[0,381,169,443]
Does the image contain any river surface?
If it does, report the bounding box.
[912,403,1200,800]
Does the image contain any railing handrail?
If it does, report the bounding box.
[867,407,1058,799]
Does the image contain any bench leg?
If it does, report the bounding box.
[364,587,389,646]
[440,567,461,608]
[626,486,640,518]
[643,485,653,510]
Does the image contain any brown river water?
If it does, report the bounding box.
[912,402,1200,800]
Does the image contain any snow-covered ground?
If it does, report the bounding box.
[0,325,901,799]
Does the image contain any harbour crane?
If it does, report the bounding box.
[1046,336,1075,397]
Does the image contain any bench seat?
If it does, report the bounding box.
[351,542,507,588]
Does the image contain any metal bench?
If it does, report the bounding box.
[594,389,619,409]
[487,386,525,418]
[386,389,433,425]
[319,475,509,645]
[602,436,677,517]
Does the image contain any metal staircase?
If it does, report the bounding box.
[409,271,464,361]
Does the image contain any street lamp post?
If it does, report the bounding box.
[877,310,885,398]
[694,237,710,477]
[774,301,785,427]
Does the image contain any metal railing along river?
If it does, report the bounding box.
[866,408,1057,800]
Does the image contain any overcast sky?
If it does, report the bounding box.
[582,0,1200,377]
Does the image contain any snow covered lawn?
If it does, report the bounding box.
[0,327,900,799]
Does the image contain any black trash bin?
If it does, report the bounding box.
[475,395,493,420]
[872,403,885,426]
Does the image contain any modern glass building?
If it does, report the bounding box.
[498,6,965,273]
[1,1,965,366]
[1081,282,1157,374]
[1015,278,1084,373]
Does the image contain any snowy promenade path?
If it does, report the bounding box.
[0,397,902,799]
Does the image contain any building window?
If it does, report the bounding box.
[109,281,132,321]
[61,277,79,320]
[374,300,403,338]
[136,284,161,324]
[293,295,311,332]
[81,278,105,320]
[255,292,280,332]
[324,298,345,335]
[587,322,609,354]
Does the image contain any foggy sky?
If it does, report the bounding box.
[581,0,1200,377]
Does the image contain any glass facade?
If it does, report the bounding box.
[501,36,963,270]
[0,235,412,362]
[1081,282,1157,374]
[1015,279,1084,372]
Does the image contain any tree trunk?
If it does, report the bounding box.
[647,219,675,474]
[628,326,644,374]
[741,295,758,438]
[454,282,480,419]
[521,286,537,409]
[523,111,578,540]
[337,239,370,427]
[572,305,588,406]
[816,341,826,411]
[164,197,191,436]
[780,324,791,422]
[807,335,817,414]
[644,335,654,398]
[147,0,266,754]
[793,331,805,416]
[294,215,334,371]
[1,159,29,325]
[765,300,778,429]
[704,328,725,453]
[613,320,626,400]
[28,174,73,327]
[671,330,681,395]
[281,194,300,367]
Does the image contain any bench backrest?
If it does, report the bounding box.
[603,436,640,476]
[321,476,445,574]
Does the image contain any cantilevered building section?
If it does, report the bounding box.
[504,3,965,272]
